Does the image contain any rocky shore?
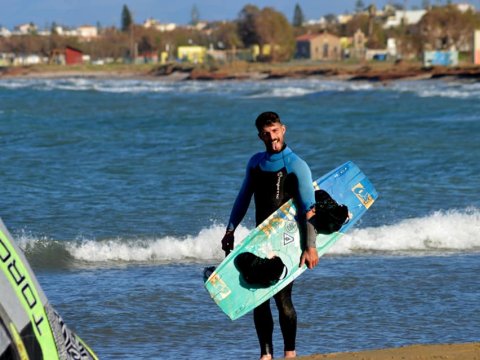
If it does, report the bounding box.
[2,61,480,82]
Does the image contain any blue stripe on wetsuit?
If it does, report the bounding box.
[227,146,315,231]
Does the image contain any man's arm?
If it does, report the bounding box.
[221,159,255,254]
[291,158,319,269]
[299,208,319,269]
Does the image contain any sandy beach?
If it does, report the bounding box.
[298,342,480,360]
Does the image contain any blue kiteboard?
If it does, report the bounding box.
[204,161,378,320]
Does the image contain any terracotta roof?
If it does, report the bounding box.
[296,32,339,42]
[296,33,320,41]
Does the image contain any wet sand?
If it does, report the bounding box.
[297,342,480,360]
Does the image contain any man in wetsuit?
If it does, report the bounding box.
[221,111,319,359]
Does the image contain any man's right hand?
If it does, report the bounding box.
[221,231,235,255]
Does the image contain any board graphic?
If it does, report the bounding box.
[0,218,98,360]
[205,161,378,320]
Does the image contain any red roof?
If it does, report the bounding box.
[296,33,320,41]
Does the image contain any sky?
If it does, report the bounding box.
[0,0,474,29]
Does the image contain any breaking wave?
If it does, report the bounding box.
[14,208,480,269]
[2,77,480,99]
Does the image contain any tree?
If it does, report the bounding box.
[211,22,243,49]
[344,13,385,48]
[355,0,365,13]
[292,3,305,27]
[417,5,480,51]
[254,7,295,61]
[121,5,133,32]
[367,4,376,36]
[191,5,200,26]
[237,5,261,47]
[50,21,58,35]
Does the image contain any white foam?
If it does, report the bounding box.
[330,208,480,254]
[3,77,480,99]
[13,207,480,265]
[13,208,480,266]
[66,225,251,263]
[391,80,480,99]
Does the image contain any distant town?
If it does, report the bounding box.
[1,2,480,69]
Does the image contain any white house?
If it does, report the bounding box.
[337,14,353,24]
[143,18,176,32]
[456,3,475,12]
[0,27,11,37]
[383,9,426,28]
[305,17,327,26]
[77,25,98,40]
[14,23,37,34]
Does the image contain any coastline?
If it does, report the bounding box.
[298,342,480,360]
[2,61,480,82]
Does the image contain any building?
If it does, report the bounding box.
[177,46,207,63]
[295,33,341,61]
[65,46,83,65]
[337,14,353,24]
[473,30,480,65]
[383,10,426,28]
[423,50,459,67]
[0,27,11,37]
[143,18,176,32]
[456,3,476,12]
[14,23,37,34]
[77,26,98,41]
[351,29,367,59]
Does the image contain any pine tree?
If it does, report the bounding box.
[191,4,200,26]
[121,4,133,32]
[355,0,365,13]
[293,3,305,27]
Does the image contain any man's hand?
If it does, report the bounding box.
[221,231,234,255]
[300,247,319,269]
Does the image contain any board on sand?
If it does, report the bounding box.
[204,161,378,321]
[0,218,97,360]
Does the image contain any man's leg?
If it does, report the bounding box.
[274,282,297,358]
[254,299,274,359]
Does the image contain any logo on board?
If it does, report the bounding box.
[285,221,297,234]
[352,183,374,209]
[283,221,297,245]
[283,233,294,246]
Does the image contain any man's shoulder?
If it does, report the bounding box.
[247,152,266,168]
[284,148,311,175]
[284,147,307,164]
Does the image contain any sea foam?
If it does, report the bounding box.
[14,208,480,268]
[3,77,480,100]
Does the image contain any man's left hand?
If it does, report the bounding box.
[300,247,319,269]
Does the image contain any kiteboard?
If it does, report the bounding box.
[0,218,98,360]
[204,161,378,320]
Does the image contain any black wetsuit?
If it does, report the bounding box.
[227,145,315,356]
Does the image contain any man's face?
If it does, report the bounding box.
[258,123,286,153]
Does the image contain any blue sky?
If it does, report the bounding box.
[0,0,471,29]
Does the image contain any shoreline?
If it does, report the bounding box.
[2,62,480,82]
[298,342,480,360]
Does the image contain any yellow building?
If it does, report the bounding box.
[177,46,207,64]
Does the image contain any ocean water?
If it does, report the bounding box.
[1,76,479,359]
